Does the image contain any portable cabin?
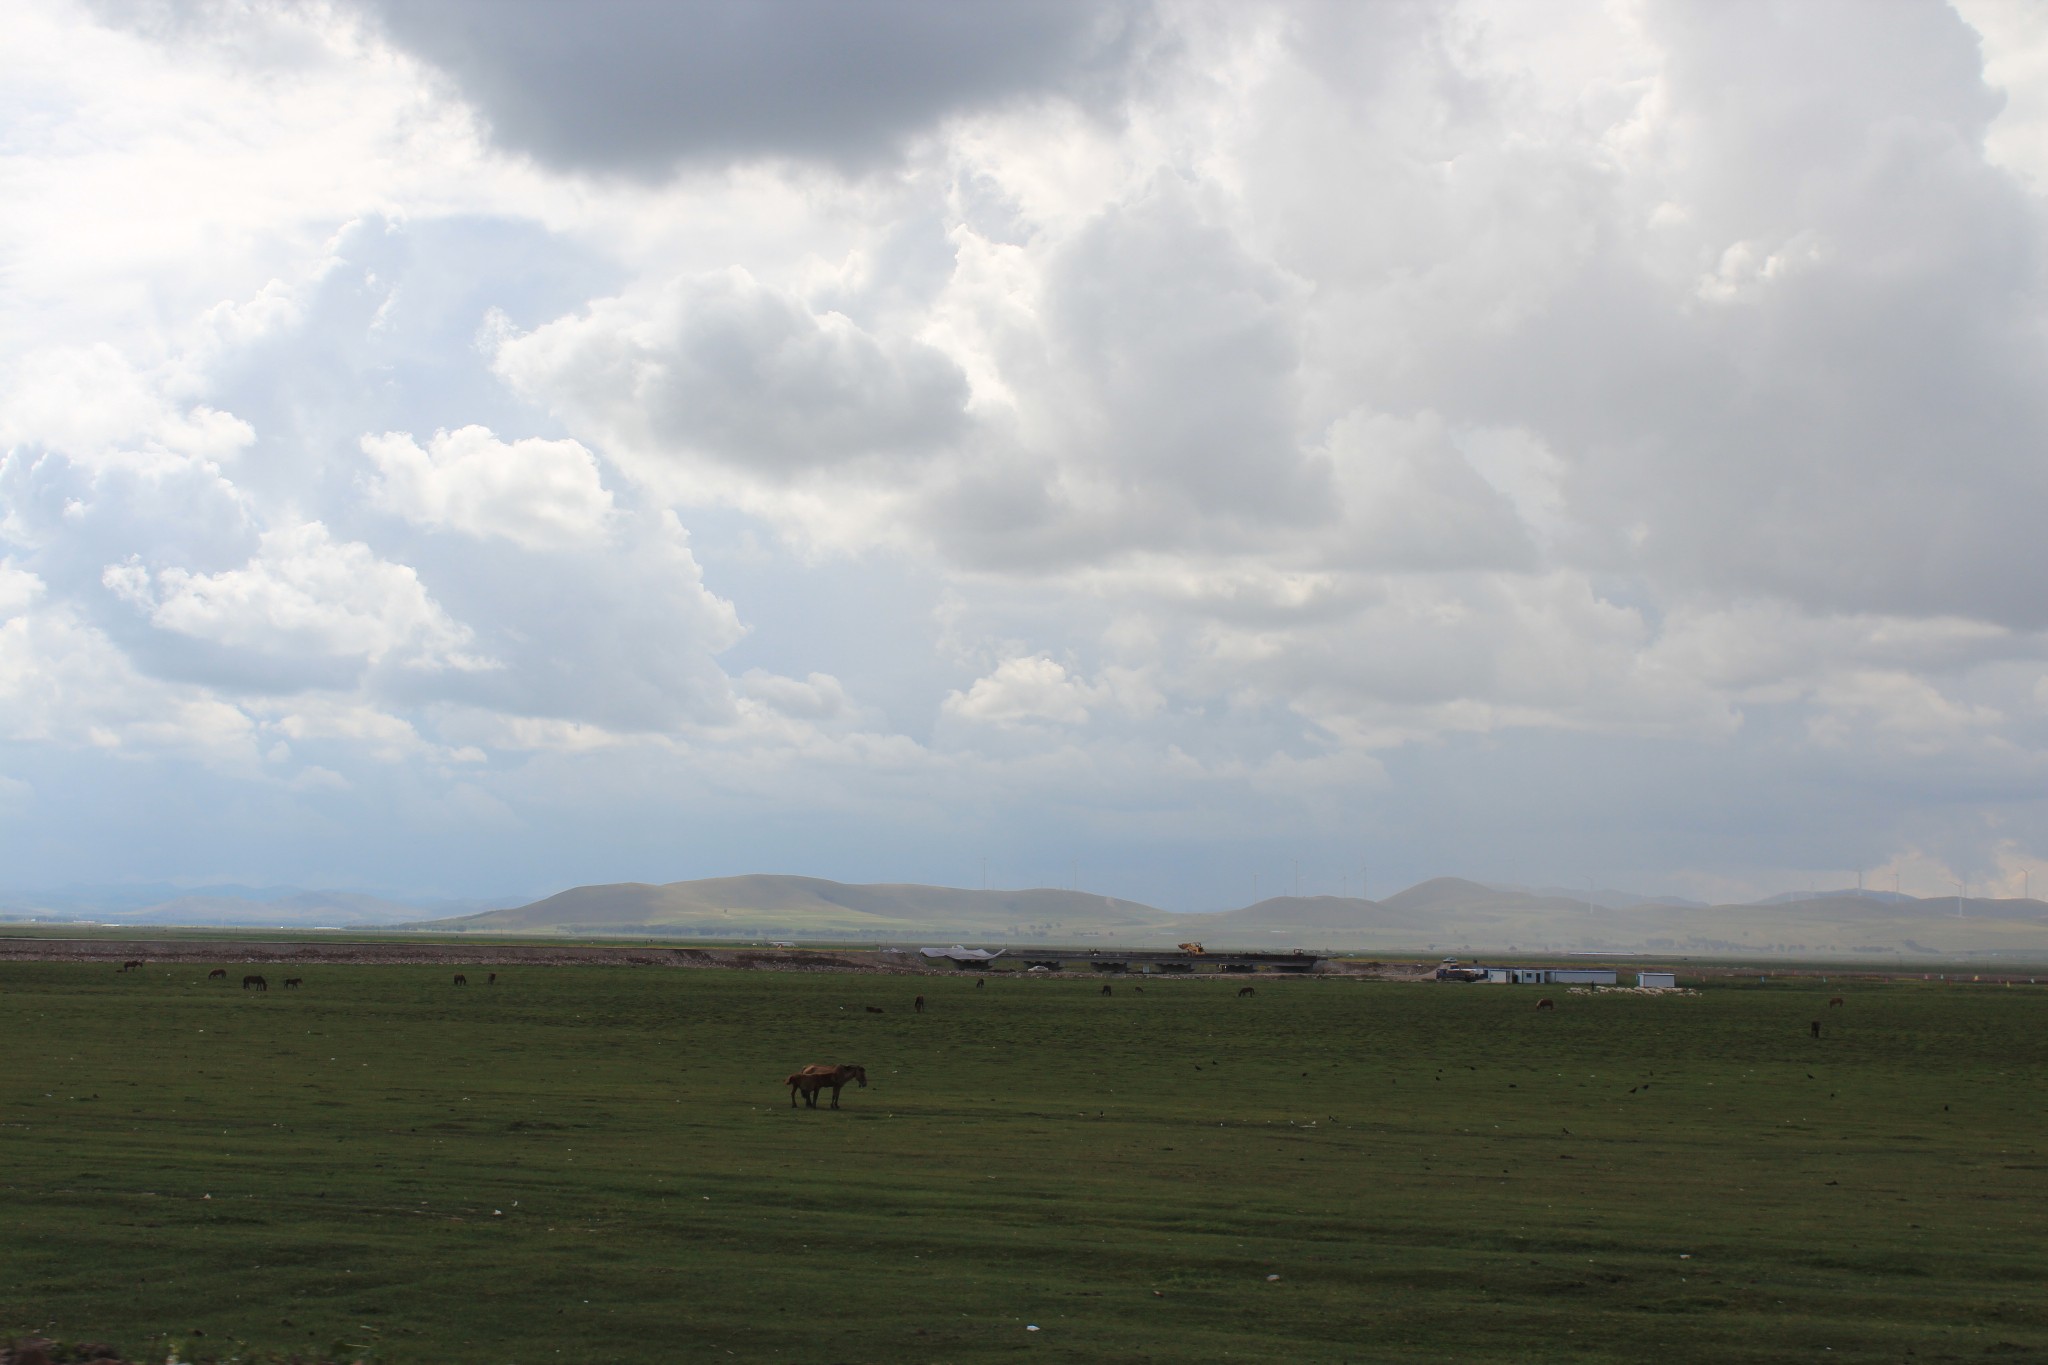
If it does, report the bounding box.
[1549,968,1618,985]
[1637,971,1677,989]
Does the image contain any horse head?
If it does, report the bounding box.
[849,1065,868,1088]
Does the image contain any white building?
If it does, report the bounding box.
[1637,971,1677,989]
[1501,966,1618,985]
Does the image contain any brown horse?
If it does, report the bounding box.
[453,974,467,986]
[787,1064,868,1109]
[207,968,227,980]
[913,995,925,1013]
[117,960,142,973]
[1100,983,1113,996]
[488,972,498,985]
[1237,986,1256,998]
[1827,996,1844,1007]
[283,977,302,989]
[242,974,267,992]
[1811,1019,1822,1038]
[1535,997,1554,1011]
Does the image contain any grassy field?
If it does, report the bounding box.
[2,963,2044,1363]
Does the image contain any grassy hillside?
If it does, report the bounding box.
[3,962,2044,1362]
[433,875,1172,940]
[420,876,2048,962]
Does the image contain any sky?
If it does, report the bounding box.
[6,0,2048,910]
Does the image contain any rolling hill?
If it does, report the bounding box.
[412,875,2048,961]
[427,875,1172,941]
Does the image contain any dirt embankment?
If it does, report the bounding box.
[0,938,930,974]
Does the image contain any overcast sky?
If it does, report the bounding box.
[5,0,2048,908]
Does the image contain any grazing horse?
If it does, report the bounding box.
[453,974,467,986]
[788,1063,868,1109]
[1100,983,1113,996]
[913,995,925,1014]
[488,973,497,985]
[283,977,302,989]
[1827,996,1844,1008]
[1811,1019,1822,1038]
[1237,986,1256,998]
[1535,997,1554,1011]
[117,959,142,973]
[865,1005,884,1014]
[242,974,267,992]
[975,978,985,989]
[207,968,227,980]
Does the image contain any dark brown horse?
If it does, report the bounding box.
[914,995,925,1013]
[1237,986,1256,998]
[283,977,302,989]
[453,974,467,986]
[1535,997,1554,1011]
[1100,983,1113,996]
[1827,996,1844,1007]
[207,968,227,980]
[1811,1019,1822,1038]
[488,972,498,985]
[117,960,142,973]
[787,1064,868,1109]
[242,974,267,992]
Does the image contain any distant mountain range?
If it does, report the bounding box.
[6,875,2044,960]
[410,874,2048,960]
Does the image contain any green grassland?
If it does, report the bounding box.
[2,964,2044,1363]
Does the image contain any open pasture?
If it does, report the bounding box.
[2,962,2044,1362]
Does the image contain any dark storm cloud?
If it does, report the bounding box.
[350,0,1146,175]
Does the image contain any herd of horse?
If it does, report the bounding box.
[137,966,499,992]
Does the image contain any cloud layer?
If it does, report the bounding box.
[6,0,2048,908]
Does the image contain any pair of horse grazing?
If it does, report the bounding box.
[452,973,498,986]
[786,1063,868,1109]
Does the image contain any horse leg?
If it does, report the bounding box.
[830,1084,842,1109]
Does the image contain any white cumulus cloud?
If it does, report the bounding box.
[363,425,615,550]
[944,656,1102,727]
[105,522,492,672]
